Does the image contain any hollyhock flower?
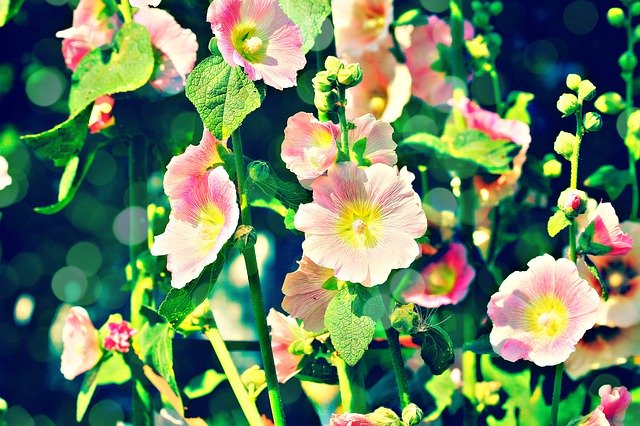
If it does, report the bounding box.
[344,48,411,122]
[578,222,640,328]
[329,412,374,426]
[395,16,474,106]
[0,156,11,190]
[103,320,137,353]
[60,307,101,380]
[282,256,338,332]
[583,203,633,257]
[564,323,640,379]
[281,112,397,188]
[88,95,115,134]
[207,0,306,90]
[295,162,428,286]
[597,385,631,425]
[151,167,239,288]
[134,7,198,95]
[488,254,600,366]
[56,0,121,71]
[403,243,475,308]
[267,309,310,383]
[333,0,393,58]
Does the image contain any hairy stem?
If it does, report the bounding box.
[380,314,411,409]
[231,129,286,426]
[550,363,564,426]
[570,104,584,190]
[337,86,351,161]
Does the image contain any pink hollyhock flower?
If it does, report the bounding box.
[60,307,101,380]
[267,309,308,383]
[281,112,397,188]
[162,129,228,201]
[151,167,240,288]
[295,162,428,286]
[0,156,11,190]
[333,0,393,58]
[134,7,198,95]
[583,203,633,257]
[395,16,474,106]
[282,256,338,332]
[56,0,121,71]
[88,95,115,134]
[403,242,475,308]
[578,222,640,328]
[564,323,640,379]
[207,0,306,90]
[597,385,631,425]
[103,320,137,353]
[344,47,411,122]
[329,412,374,426]
[488,254,600,366]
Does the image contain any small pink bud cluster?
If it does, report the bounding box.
[103,321,137,353]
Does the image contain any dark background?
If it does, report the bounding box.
[0,0,636,424]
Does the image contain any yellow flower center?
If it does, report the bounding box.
[524,294,569,338]
[426,264,456,295]
[198,203,225,252]
[336,201,383,248]
[609,272,624,289]
[231,21,267,63]
[363,16,386,32]
[369,95,387,118]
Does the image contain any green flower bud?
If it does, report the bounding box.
[618,51,638,71]
[607,7,625,27]
[314,89,340,112]
[543,157,562,178]
[312,71,333,92]
[471,1,483,12]
[248,160,270,182]
[402,403,424,426]
[557,188,588,218]
[324,55,343,76]
[556,93,579,116]
[366,407,401,425]
[389,303,419,334]
[634,24,640,41]
[594,92,625,114]
[584,111,603,132]
[565,73,581,91]
[472,12,490,29]
[337,63,363,87]
[288,337,313,356]
[488,1,504,16]
[240,365,266,391]
[466,35,491,59]
[630,3,640,16]
[577,80,596,101]
[554,131,577,160]
[234,225,257,251]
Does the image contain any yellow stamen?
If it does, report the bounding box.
[369,96,387,118]
[524,294,568,338]
[336,201,383,248]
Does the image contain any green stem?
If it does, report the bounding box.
[231,129,286,426]
[418,165,429,203]
[449,0,465,81]
[624,16,639,219]
[120,0,133,23]
[569,222,578,263]
[486,204,501,264]
[337,86,351,161]
[459,177,477,249]
[334,356,366,413]
[550,363,564,426]
[630,155,639,220]
[203,319,264,426]
[129,137,152,426]
[570,104,584,190]
[489,65,504,115]
[381,316,411,409]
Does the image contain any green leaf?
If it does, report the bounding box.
[578,221,613,255]
[21,106,92,167]
[424,370,456,421]
[184,369,227,399]
[583,255,608,300]
[350,137,372,167]
[158,247,229,328]
[279,0,331,53]
[186,54,266,140]
[394,8,429,26]
[324,285,385,366]
[96,353,131,386]
[0,0,25,27]
[594,92,625,115]
[247,162,311,212]
[462,334,496,355]
[584,164,631,200]
[69,22,154,114]
[416,325,454,375]
[504,91,535,124]
[547,210,570,237]
[76,357,104,422]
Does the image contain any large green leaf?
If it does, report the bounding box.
[158,247,229,328]
[186,53,266,140]
[69,22,154,114]
[584,164,631,201]
[21,106,92,167]
[547,210,571,237]
[184,369,227,399]
[0,0,25,27]
[324,285,385,366]
[417,325,454,375]
[280,0,331,53]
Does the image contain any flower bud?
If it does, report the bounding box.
[584,111,603,132]
[288,337,313,355]
[635,24,640,40]
[566,74,581,91]
[466,35,491,59]
[554,131,577,160]
[241,365,266,391]
[543,157,562,178]
[324,55,343,76]
[312,71,333,92]
[471,0,483,12]
[630,3,640,16]
[402,403,424,426]
[618,51,638,71]
[488,1,504,16]
[557,93,579,116]
[607,8,625,27]
[558,188,587,218]
[366,407,400,425]
[314,89,340,112]
[472,11,490,29]
[234,224,257,251]
[337,63,363,87]
[577,80,596,101]
[389,303,419,334]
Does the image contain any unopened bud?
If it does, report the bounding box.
[607,8,625,27]
[466,35,491,59]
[558,188,588,218]
[577,80,596,101]
[584,111,602,132]
[402,403,424,426]
[472,11,490,29]
[312,71,333,92]
[337,63,363,87]
[554,131,577,160]
[543,157,562,178]
[324,56,343,76]
[367,407,400,425]
[618,51,638,71]
[241,365,266,390]
[488,1,503,16]
[314,89,340,112]
[389,303,419,334]
[631,3,640,16]
[557,93,579,116]
[566,74,581,91]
